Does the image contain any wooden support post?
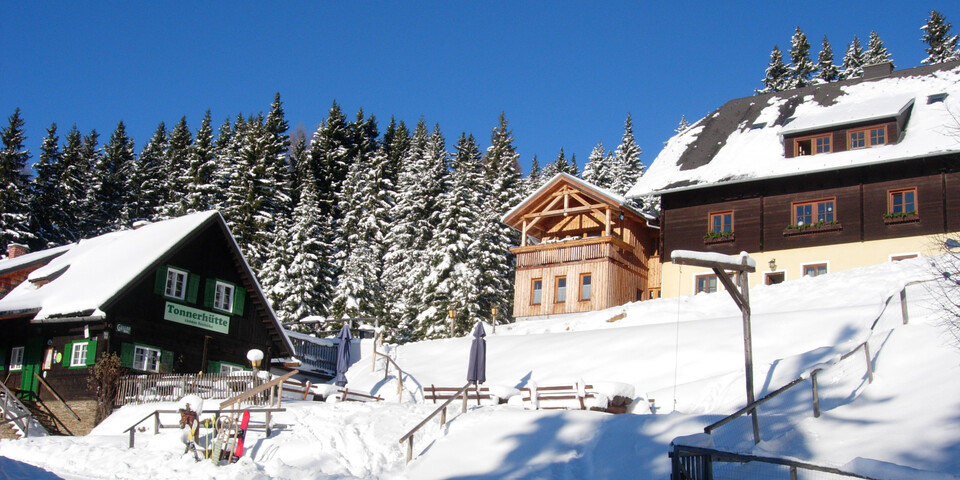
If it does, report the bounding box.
[406,437,413,463]
[397,373,403,401]
[266,411,272,437]
[863,342,874,384]
[440,407,446,427]
[900,288,909,325]
[462,389,468,414]
[154,411,160,434]
[605,208,612,236]
[129,428,135,448]
[811,369,821,418]
[521,220,528,247]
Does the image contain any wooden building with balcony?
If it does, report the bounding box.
[502,173,661,320]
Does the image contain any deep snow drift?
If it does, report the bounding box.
[2,257,959,479]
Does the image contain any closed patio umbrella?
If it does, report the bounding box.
[334,324,352,387]
[466,322,486,385]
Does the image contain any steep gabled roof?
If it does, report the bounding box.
[502,173,655,238]
[0,211,293,356]
[627,61,960,199]
[0,244,73,277]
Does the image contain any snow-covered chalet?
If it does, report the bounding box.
[0,211,293,435]
[627,61,960,297]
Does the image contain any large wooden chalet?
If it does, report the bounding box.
[0,211,293,434]
[627,61,960,296]
[503,173,661,319]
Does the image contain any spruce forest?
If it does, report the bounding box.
[0,95,646,343]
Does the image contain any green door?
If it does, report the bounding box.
[18,337,42,401]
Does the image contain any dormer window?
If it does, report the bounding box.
[849,126,886,149]
[794,134,831,156]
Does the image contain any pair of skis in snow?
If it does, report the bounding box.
[207,410,250,465]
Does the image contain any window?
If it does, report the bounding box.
[794,134,831,156]
[888,188,917,215]
[793,199,835,226]
[165,267,188,300]
[695,274,718,294]
[849,126,886,149]
[579,273,591,301]
[709,211,734,234]
[803,263,828,277]
[133,345,162,373]
[531,278,542,305]
[9,346,24,371]
[219,363,246,374]
[70,342,88,367]
[214,281,235,312]
[555,276,567,303]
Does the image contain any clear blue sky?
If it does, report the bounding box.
[3,2,958,175]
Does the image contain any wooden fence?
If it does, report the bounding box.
[114,372,266,407]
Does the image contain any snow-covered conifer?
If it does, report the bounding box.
[921,10,960,64]
[610,113,644,195]
[0,109,34,251]
[864,31,894,68]
[758,45,789,93]
[840,35,866,80]
[788,27,814,88]
[816,36,840,83]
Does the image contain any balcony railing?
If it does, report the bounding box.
[511,235,641,269]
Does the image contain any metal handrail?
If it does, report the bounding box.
[0,381,33,437]
[398,381,474,463]
[703,280,923,441]
[219,370,298,410]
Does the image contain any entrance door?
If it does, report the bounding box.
[18,337,43,401]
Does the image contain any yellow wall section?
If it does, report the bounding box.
[661,234,951,297]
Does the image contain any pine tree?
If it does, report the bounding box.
[758,45,790,93]
[610,113,644,195]
[582,141,613,187]
[524,155,543,195]
[78,130,103,237]
[675,116,691,134]
[56,126,89,242]
[183,111,217,213]
[88,121,135,233]
[29,123,63,247]
[0,109,34,252]
[840,35,866,80]
[788,27,815,88]
[136,122,168,221]
[309,102,352,220]
[921,10,960,64]
[816,36,840,83]
[157,117,193,219]
[864,31,894,68]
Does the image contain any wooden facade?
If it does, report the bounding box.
[503,174,660,319]
[0,212,292,435]
[661,154,960,257]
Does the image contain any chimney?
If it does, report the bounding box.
[862,62,894,80]
[7,243,28,259]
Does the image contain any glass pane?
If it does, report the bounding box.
[712,215,722,233]
[557,278,566,302]
[532,280,542,304]
[904,191,915,211]
[581,275,591,300]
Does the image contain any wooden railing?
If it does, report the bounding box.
[34,373,81,422]
[114,372,265,407]
[0,380,34,437]
[219,370,298,411]
[398,381,474,463]
[372,332,412,402]
[511,236,641,268]
[288,336,338,374]
[122,407,286,449]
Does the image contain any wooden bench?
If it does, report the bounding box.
[520,382,596,410]
[424,384,493,405]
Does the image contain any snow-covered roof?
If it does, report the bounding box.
[0,212,220,319]
[0,244,74,276]
[627,61,960,199]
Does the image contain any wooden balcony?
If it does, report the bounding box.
[510,235,642,269]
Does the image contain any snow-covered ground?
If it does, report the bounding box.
[2,256,960,479]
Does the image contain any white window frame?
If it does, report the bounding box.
[70,342,88,367]
[213,281,235,312]
[10,346,24,371]
[165,267,188,300]
[133,345,162,373]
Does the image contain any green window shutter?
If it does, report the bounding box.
[62,341,75,367]
[203,279,215,309]
[0,348,6,370]
[120,342,134,368]
[233,287,246,316]
[160,349,174,373]
[85,339,98,366]
[207,360,219,374]
[186,273,201,303]
[154,266,168,295]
